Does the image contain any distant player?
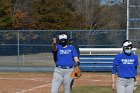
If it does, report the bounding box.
[51,32,80,93]
[112,40,139,93]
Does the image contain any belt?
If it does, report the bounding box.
[119,77,135,79]
[56,65,73,69]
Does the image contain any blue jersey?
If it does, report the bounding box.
[52,44,78,67]
[112,52,139,78]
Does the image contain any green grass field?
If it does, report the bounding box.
[0,53,54,66]
[60,86,140,93]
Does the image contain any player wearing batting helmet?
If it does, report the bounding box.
[51,32,80,93]
[112,40,139,93]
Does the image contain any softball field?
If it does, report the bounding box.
[0,72,139,93]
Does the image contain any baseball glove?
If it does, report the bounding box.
[70,66,82,79]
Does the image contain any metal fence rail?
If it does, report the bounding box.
[0,30,140,72]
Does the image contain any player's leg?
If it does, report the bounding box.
[70,79,74,90]
[125,78,134,93]
[116,77,125,93]
[51,67,63,93]
[63,68,74,93]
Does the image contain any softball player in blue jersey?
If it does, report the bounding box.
[112,40,139,93]
[51,32,80,93]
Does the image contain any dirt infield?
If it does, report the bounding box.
[0,72,139,93]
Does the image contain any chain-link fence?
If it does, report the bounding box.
[0,30,140,72]
[129,0,140,47]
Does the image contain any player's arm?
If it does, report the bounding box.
[134,55,138,82]
[134,76,136,82]
[111,74,116,90]
[111,58,117,91]
[52,38,57,52]
[74,57,80,67]
[112,64,117,84]
[112,74,116,84]
[70,57,81,79]
[134,66,138,82]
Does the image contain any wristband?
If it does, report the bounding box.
[74,61,80,67]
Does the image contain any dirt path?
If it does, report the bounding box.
[0,72,139,93]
